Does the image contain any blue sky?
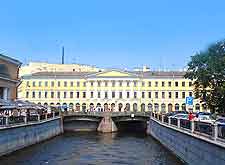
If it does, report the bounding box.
[0,0,225,70]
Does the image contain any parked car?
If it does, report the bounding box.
[169,114,189,120]
[165,111,188,117]
[195,112,214,122]
[197,112,211,116]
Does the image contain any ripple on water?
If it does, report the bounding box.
[0,132,184,165]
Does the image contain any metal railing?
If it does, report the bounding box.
[151,112,225,142]
[0,112,59,127]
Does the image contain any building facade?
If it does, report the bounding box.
[0,54,21,100]
[18,65,206,112]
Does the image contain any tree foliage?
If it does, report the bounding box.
[185,40,225,113]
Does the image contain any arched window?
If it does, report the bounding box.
[96,103,101,112]
[62,103,67,111]
[125,103,130,111]
[75,103,80,111]
[118,103,123,112]
[90,103,94,111]
[82,103,86,111]
[141,103,145,112]
[175,103,179,111]
[69,103,74,111]
[111,103,115,111]
[133,103,137,112]
[44,103,48,107]
[181,103,186,111]
[154,103,159,112]
[148,103,153,111]
[104,103,108,111]
[161,103,166,112]
[56,103,60,110]
[168,103,172,112]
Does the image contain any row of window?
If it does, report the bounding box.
[26,80,193,88]
[27,91,193,99]
[39,102,205,111]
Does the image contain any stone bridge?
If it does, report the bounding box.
[63,112,150,132]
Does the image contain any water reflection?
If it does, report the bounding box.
[0,132,184,165]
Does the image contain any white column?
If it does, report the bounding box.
[3,88,8,100]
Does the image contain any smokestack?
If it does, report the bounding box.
[62,46,64,64]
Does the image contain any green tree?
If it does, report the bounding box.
[185,40,225,114]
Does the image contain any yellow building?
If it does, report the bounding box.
[18,65,207,112]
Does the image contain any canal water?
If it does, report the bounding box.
[0,132,184,165]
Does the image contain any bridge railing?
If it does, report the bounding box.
[0,112,59,127]
[62,111,151,117]
[111,111,150,117]
[62,111,104,117]
[151,112,225,143]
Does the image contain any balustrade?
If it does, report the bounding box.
[151,112,225,143]
[0,112,58,127]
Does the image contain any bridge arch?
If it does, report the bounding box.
[175,103,179,111]
[133,103,137,112]
[141,103,145,112]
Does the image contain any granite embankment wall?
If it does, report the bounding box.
[147,118,225,165]
[0,118,62,156]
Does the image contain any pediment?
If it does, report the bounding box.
[87,70,138,78]
[97,71,132,77]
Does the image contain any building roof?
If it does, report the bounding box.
[133,71,186,78]
[21,70,186,79]
[0,54,22,66]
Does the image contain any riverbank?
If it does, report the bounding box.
[0,117,62,156]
